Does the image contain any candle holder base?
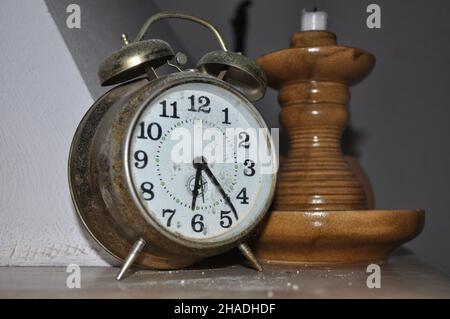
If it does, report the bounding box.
[254,209,424,265]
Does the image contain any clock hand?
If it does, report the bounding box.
[201,157,237,218]
[191,161,203,211]
[201,157,263,272]
[200,176,205,204]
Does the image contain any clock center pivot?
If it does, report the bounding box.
[187,174,208,195]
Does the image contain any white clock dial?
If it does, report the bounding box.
[129,82,275,245]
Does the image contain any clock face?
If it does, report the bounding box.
[128,81,276,245]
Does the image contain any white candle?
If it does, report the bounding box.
[301,9,328,31]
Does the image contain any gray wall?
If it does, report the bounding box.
[47,0,450,275]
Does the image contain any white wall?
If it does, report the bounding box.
[0,0,107,266]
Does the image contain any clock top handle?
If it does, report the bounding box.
[134,11,228,51]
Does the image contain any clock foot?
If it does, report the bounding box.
[116,238,146,281]
[238,242,263,272]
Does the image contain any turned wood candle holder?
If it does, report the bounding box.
[253,31,424,265]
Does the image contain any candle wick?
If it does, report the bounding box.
[313,7,318,12]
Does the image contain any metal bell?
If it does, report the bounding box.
[197,50,267,101]
[98,38,174,86]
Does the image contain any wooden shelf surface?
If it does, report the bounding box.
[1,252,449,299]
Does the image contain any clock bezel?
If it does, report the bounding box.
[124,72,277,250]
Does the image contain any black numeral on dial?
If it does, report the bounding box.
[191,214,204,233]
[134,150,148,169]
[220,210,239,229]
[236,187,249,204]
[141,182,154,201]
[222,108,231,125]
[243,159,256,176]
[162,209,176,227]
[137,122,162,141]
[188,95,211,113]
[160,100,179,119]
[238,132,251,149]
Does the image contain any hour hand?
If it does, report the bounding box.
[191,161,203,211]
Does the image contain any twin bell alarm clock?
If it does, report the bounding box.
[68,12,277,280]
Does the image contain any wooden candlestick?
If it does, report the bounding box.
[253,31,425,265]
[268,31,372,211]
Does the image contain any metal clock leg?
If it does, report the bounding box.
[238,242,263,272]
[116,238,146,281]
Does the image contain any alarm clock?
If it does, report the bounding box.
[68,12,277,280]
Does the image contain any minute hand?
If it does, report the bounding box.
[202,162,237,217]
